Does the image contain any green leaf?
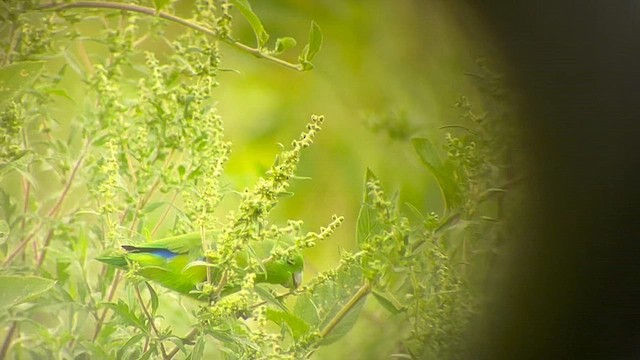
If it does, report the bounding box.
[266,309,310,340]
[372,289,404,315]
[145,282,159,316]
[412,137,464,211]
[186,334,205,360]
[273,37,296,55]
[230,0,269,47]
[0,61,45,108]
[100,301,148,333]
[294,264,367,345]
[254,285,288,312]
[356,169,383,249]
[299,21,323,70]
[117,333,145,360]
[0,219,9,246]
[152,0,171,12]
[0,275,55,311]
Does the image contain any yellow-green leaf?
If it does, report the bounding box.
[0,275,55,311]
[0,61,45,108]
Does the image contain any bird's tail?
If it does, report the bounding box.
[96,255,128,268]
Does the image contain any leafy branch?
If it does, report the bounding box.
[37,1,322,71]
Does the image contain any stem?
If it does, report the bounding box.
[37,1,304,71]
[0,322,18,360]
[150,191,178,237]
[35,230,54,270]
[47,140,90,218]
[92,272,122,341]
[134,285,168,359]
[318,280,371,340]
[166,328,199,360]
[3,140,90,267]
[2,21,18,66]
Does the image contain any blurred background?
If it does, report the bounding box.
[200,1,501,357]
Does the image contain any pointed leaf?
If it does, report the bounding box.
[230,0,269,47]
[145,282,159,315]
[294,264,367,345]
[357,169,383,249]
[412,137,464,211]
[0,275,55,311]
[372,289,404,315]
[254,285,288,312]
[299,21,323,70]
[266,309,310,340]
[274,37,296,55]
[0,61,45,108]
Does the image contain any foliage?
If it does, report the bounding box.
[0,1,515,359]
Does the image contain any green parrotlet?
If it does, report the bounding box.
[96,232,304,300]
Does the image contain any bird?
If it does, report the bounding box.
[96,232,304,301]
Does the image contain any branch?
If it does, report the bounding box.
[134,285,168,359]
[166,328,199,360]
[319,280,371,339]
[37,1,304,71]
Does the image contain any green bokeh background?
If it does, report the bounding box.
[201,1,499,357]
[3,0,504,357]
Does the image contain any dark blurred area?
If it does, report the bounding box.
[464,1,640,359]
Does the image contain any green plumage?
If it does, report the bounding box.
[96,232,304,300]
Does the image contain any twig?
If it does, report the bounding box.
[150,191,178,237]
[318,280,371,339]
[0,322,18,360]
[134,285,168,359]
[37,1,304,71]
[92,272,122,341]
[166,328,199,360]
[3,139,90,267]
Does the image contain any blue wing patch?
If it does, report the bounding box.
[122,245,179,259]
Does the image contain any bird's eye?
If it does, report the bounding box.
[286,258,295,265]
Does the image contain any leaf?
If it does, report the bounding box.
[254,284,288,312]
[117,333,145,360]
[230,0,269,47]
[356,169,383,249]
[0,275,55,311]
[185,334,205,360]
[412,137,464,211]
[142,201,165,215]
[145,282,159,316]
[294,264,368,345]
[273,37,296,55]
[299,21,323,70]
[153,0,171,12]
[100,301,148,333]
[372,289,404,315]
[0,61,45,108]
[267,309,310,340]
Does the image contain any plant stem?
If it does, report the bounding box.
[37,1,304,71]
[92,272,122,341]
[166,328,199,360]
[150,191,178,237]
[134,285,168,359]
[318,280,371,340]
[3,139,90,267]
[0,322,18,360]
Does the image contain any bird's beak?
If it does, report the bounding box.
[292,271,303,289]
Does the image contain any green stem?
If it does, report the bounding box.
[318,280,371,340]
[0,322,18,360]
[92,272,122,341]
[37,1,304,71]
[134,285,168,359]
[166,328,199,360]
[3,140,90,267]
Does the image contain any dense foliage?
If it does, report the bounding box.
[0,1,515,359]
